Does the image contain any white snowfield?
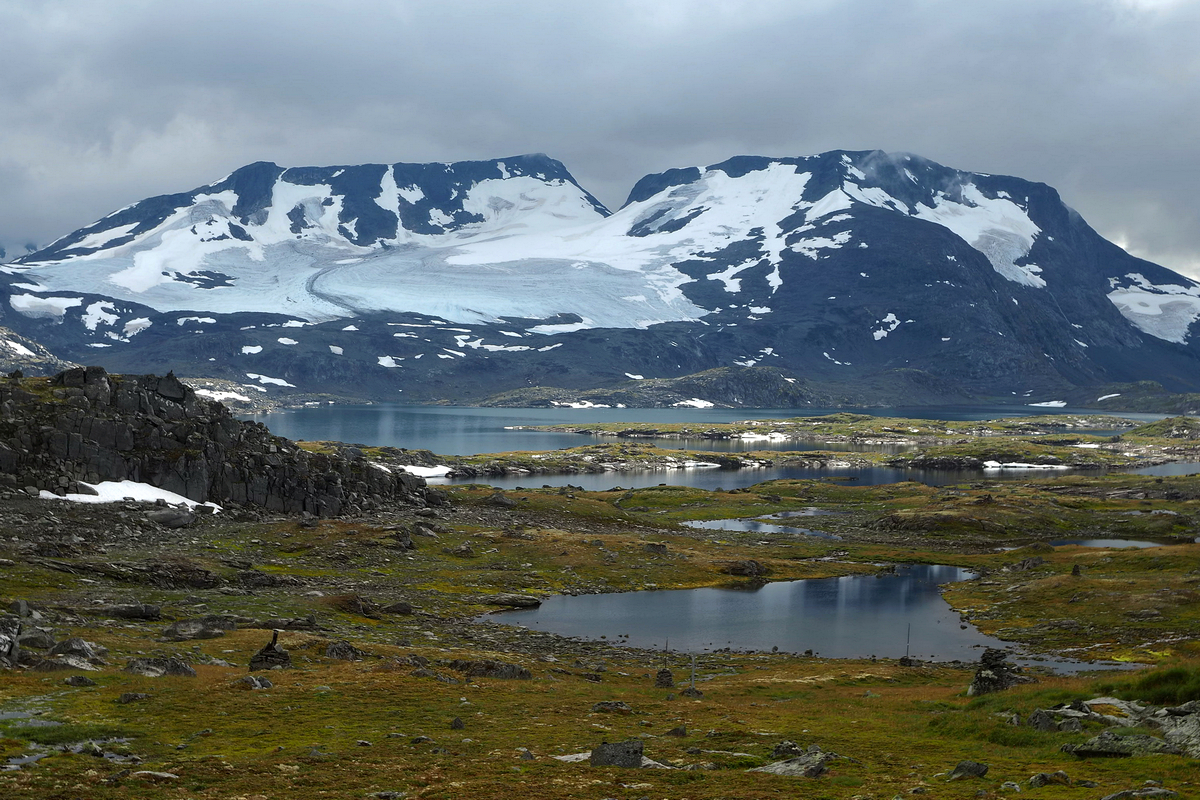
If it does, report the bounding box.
[9,152,1191,346]
[40,480,221,510]
[1106,273,1200,344]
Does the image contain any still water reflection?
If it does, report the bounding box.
[485,565,1097,669]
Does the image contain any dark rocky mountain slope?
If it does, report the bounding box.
[0,367,435,515]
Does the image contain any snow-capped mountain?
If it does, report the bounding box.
[3,150,1199,405]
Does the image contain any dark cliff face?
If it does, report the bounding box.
[0,367,433,516]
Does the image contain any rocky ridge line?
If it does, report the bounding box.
[0,366,438,516]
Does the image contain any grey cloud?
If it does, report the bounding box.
[1,0,1198,276]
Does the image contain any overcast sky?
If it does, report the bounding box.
[2,0,1198,275]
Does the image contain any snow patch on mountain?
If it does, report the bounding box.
[912,184,1044,287]
[9,294,82,321]
[1107,273,1200,344]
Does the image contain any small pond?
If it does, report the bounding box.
[484,565,1109,671]
[681,518,842,541]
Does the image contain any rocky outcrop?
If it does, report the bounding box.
[0,367,435,516]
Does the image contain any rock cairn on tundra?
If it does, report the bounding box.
[0,366,437,516]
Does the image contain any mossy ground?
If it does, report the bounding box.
[3,442,1199,797]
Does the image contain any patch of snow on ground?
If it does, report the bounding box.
[1,338,36,357]
[1096,393,1121,402]
[40,480,221,510]
[983,461,1069,470]
[551,400,611,408]
[122,318,151,336]
[195,389,252,402]
[241,345,262,354]
[1027,400,1067,407]
[9,294,83,320]
[277,337,298,345]
[82,301,119,330]
[177,316,216,326]
[625,373,645,380]
[377,356,402,368]
[872,312,901,340]
[673,398,714,408]
[329,345,343,355]
[791,230,852,259]
[342,324,359,331]
[912,184,1044,287]
[398,465,454,478]
[245,372,295,387]
[69,222,141,252]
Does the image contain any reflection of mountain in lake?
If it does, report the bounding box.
[487,565,1094,670]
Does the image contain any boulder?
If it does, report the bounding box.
[17,627,56,650]
[1061,731,1183,757]
[49,637,107,664]
[32,655,99,672]
[1028,770,1071,787]
[325,640,365,661]
[124,657,197,678]
[1100,790,1180,800]
[772,740,804,759]
[380,601,414,615]
[97,604,162,620]
[1026,708,1057,731]
[947,760,989,780]
[161,616,238,641]
[592,701,633,715]
[145,507,196,528]
[0,615,20,668]
[1164,714,1200,758]
[447,659,531,680]
[589,739,644,768]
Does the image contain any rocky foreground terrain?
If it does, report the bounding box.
[1,370,1198,799]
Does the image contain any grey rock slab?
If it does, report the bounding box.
[1061,731,1182,757]
[749,745,836,778]
[947,760,989,780]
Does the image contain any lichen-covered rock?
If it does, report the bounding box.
[589,738,643,768]
[749,745,836,778]
[447,659,531,680]
[1061,731,1183,757]
[124,657,197,678]
[325,640,366,661]
[161,616,238,641]
[947,760,989,780]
